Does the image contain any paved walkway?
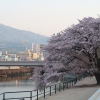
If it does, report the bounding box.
[39,77,100,100]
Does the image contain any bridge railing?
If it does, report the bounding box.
[0,73,88,100]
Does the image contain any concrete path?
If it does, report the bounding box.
[39,77,100,100]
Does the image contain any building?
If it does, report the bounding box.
[16,49,39,61]
[31,43,34,52]
[0,55,8,61]
[7,54,18,61]
[0,51,2,56]
[36,44,40,52]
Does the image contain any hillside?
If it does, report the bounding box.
[0,24,48,44]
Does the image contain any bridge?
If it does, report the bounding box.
[0,61,44,67]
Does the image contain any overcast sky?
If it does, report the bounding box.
[0,0,100,36]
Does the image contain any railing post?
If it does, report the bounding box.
[72,80,73,86]
[37,90,38,100]
[3,93,5,100]
[67,82,68,89]
[69,81,70,87]
[44,88,45,99]
[74,79,75,85]
[63,83,64,90]
[65,82,67,88]
[59,83,60,92]
[55,84,56,94]
[50,86,51,96]
[75,77,77,84]
[70,81,71,87]
[30,91,32,100]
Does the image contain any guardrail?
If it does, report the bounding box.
[0,73,88,100]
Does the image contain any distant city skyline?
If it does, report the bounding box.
[0,0,100,36]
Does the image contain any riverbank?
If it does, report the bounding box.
[39,77,100,100]
[0,67,33,77]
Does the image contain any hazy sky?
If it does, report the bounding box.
[0,0,100,36]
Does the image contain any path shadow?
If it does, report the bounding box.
[74,84,100,88]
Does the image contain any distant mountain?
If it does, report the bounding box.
[0,24,48,44]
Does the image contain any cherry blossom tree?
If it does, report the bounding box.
[32,17,100,90]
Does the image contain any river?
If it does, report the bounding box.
[0,74,39,100]
[0,73,74,100]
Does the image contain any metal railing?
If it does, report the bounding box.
[0,73,88,100]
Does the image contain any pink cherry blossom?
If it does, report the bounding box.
[32,17,100,90]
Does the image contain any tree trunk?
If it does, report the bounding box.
[94,72,100,84]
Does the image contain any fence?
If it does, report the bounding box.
[0,73,87,100]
